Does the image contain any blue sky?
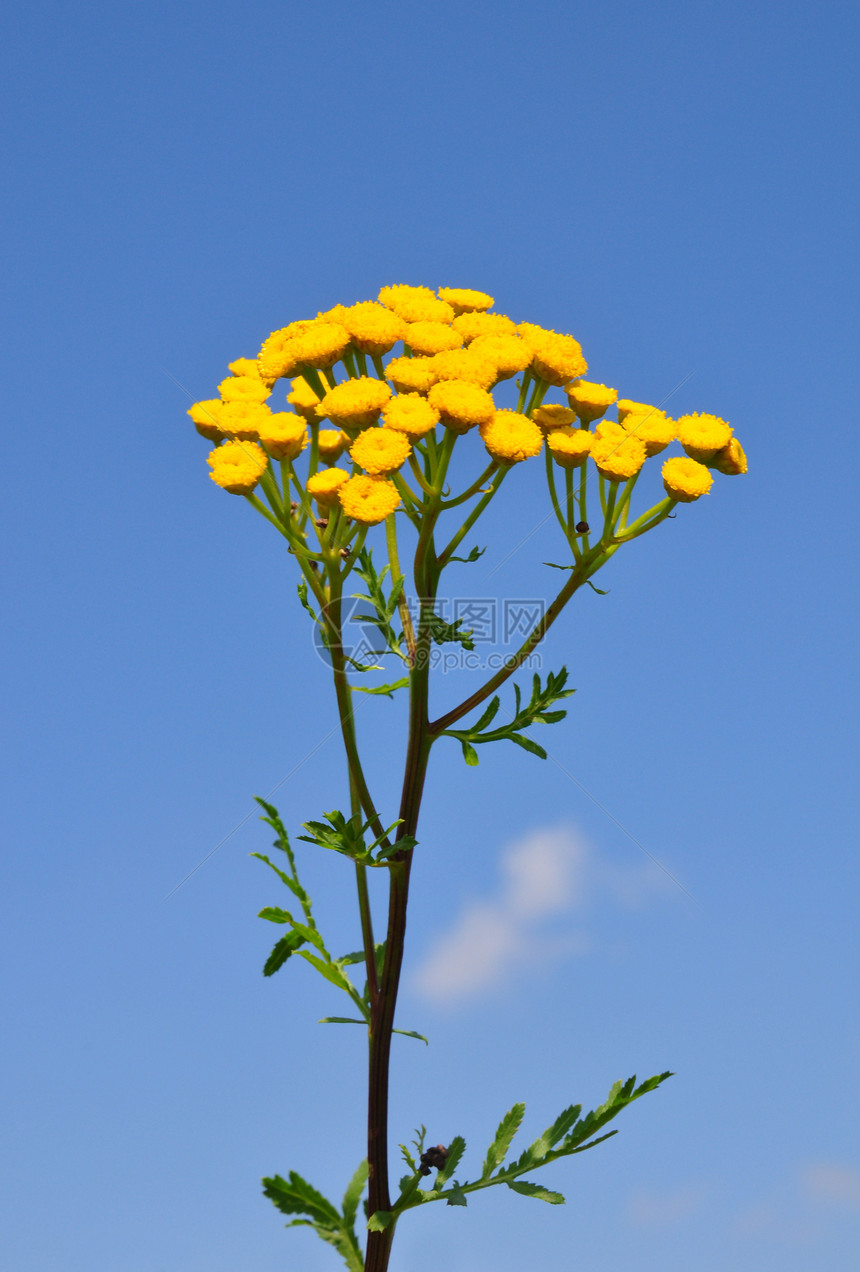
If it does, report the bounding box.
[2,1,859,1269]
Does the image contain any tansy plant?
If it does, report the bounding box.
[187,284,746,1272]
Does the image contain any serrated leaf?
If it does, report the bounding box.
[399,1144,417,1172]
[366,1210,394,1231]
[392,1028,428,1044]
[342,1160,369,1228]
[461,740,480,766]
[507,1179,565,1204]
[434,1136,465,1187]
[448,544,486,564]
[508,733,547,759]
[258,906,293,924]
[482,1103,525,1179]
[446,1183,468,1207]
[262,1172,341,1225]
[263,931,305,976]
[470,695,500,733]
[527,1104,582,1160]
[298,951,355,995]
[351,678,410,697]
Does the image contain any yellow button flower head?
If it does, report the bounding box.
[378,285,454,324]
[188,399,225,441]
[385,356,438,394]
[594,419,626,441]
[405,321,463,356]
[317,304,351,325]
[227,357,263,379]
[350,427,412,475]
[428,348,497,390]
[287,376,321,422]
[533,404,576,431]
[453,311,517,343]
[712,436,748,476]
[258,320,318,382]
[591,432,647,482]
[616,399,664,423]
[318,428,348,462]
[547,426,594,469]
[468,333,532,380]
[257,412,308,461]
[427,380,496,433]
[622,410,676,456]
[218,375,271,405]
[479,410,543,464]
[220,400,273,440]
[207,440,268,494]
[676,412,733,462]
[662,456,714,501]
[519,324,588,386]
[307,467,349,507]
[565,380,618,425]
[317,376,392,431]
[290,322,351,370]
[338,474,402,524]
[437,287,494,315]
[382,393,440,437]
[342,302,407,356]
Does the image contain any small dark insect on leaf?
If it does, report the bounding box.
[419,1144,449,1175]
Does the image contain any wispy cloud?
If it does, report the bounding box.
[628,1183,708,1226]
[801,1161,860,1208]
[412,824,671,1003]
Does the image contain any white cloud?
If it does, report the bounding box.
[412,824,667,1004]
[628,1183,708,1226]
[801,1161,860,1207]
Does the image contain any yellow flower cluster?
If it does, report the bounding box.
[188,286,747,528]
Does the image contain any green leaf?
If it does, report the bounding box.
[298,951,356,996]
[351,678,410,697]
[290,921,326,953]
[263,931,305,976]
[482,1104,525,1179]
[434,1136,465,1187]
[586,580,610,594]
[448,544,486,564]
[508,733,548,759]
[461,741,480,766]
[393,1028,428,1044]
[543,560,576,571]
[319,1017,367,1026]
[366,1210,395,1231]
[426,611,476,650]
[263,1172,341,1226]
[507,1180,565,1204]
[446,1183,468,1207]
[258,906,293,924]
[296,579,323,629]
[527,1104,582,1161]
[470,695,500,734]
[342,1160,369,1228]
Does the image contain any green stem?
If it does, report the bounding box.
[544,446,567,535]
[515,369,533,413]
[386,513,416,663]
[429,562,588,734]
[439,457,499,508]
[437,465,508,568]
